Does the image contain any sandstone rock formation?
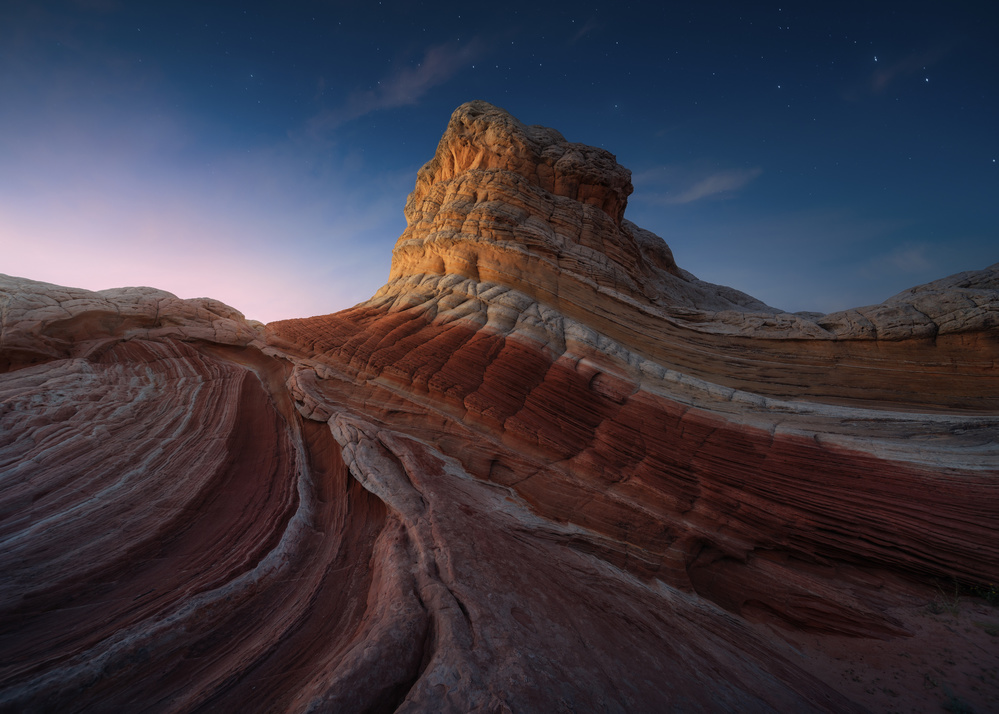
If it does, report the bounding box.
[1,101,997,713]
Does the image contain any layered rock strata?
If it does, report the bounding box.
[1,102,997,713]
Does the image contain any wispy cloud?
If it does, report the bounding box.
[859,242,935,278]
[870,48,946,93]
[308,41,481,135]
[633,165,763,205]
[569,17,600,44]
[665,168,763,204]
[887,243,934,273]
[623,200,926,313]
[840,46,949,101]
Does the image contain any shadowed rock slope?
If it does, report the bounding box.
[1,101,997,713]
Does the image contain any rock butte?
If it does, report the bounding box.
[1,101,997,713]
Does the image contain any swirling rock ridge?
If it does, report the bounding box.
[1,101,997,713]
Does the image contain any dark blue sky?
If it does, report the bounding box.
[2,0,996,321]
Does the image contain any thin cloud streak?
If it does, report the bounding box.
[625,203,926,314]
[871,48,947,93]
[633,165,763,205]
[840,46,949,101]
[570,17,601,44]
[858,242,936,280]
[665,168,763,204]
[308,41,482,135]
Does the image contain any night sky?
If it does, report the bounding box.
[2,1,997,323]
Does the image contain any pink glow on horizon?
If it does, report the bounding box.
[0,126,406,323]
[1,188,392,324]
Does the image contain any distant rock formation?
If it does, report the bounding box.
[2,101,997,713]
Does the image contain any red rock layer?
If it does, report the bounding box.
[272,300,999,617]
[0,325,872,712]
[0,337,397,712]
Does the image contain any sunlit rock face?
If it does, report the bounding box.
[2,102,998,713]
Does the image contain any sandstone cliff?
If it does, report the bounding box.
[1,101,997,713]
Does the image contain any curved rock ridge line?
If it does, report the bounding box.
[0,274,264,370]
[274,273,999,469]
[2,99,999,712]
[275,281,998,592]
[320,411,866,713]
[0,336,391,712]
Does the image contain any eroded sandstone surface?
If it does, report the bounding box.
[2,101,997,713]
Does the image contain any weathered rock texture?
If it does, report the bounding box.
[2,101,997,713]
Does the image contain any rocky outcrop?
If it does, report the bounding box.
[0,275,262,370]
[1,102,997,713]
[382,101,999,411]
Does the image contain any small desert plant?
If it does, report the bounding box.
[970,582,999,606]
[945,579,999,606]
[942,683,975,714]
[973,620,999,636]
[928,577,999,615]
[942,693,975,714]
[931,580,962,616]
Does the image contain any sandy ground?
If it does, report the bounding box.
[756,584,999,713]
